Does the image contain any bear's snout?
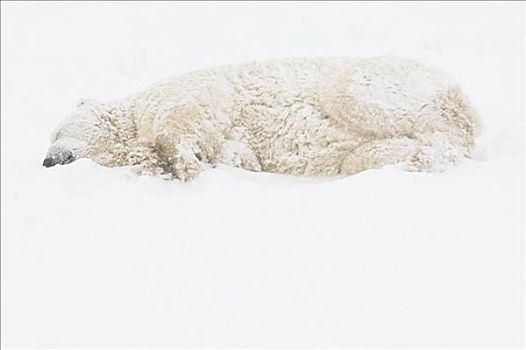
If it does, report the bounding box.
[43,150,74,168]
[42,157,55,167]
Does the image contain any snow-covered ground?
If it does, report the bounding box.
[1,2,524,347]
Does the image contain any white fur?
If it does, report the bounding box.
[45,57,480,181]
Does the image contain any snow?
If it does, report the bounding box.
[1,2,524,347]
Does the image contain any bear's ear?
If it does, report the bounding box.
[76,98,96,108]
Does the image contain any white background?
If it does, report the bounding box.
[1,2,524,347]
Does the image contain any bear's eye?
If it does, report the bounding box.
[53,130,62,142]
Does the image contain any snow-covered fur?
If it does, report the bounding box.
[44,57,480,181]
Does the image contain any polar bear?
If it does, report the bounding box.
[43,57,479,181]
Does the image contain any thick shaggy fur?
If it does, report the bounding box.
[44,57,479,181]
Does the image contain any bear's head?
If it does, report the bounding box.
[43,98,135,168]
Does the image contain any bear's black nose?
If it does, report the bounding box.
[43,157,57,167]
[42,150,74,168]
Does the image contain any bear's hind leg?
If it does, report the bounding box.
[340,137,418,175]
[340,131,471,176]
[406,131,471,172]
